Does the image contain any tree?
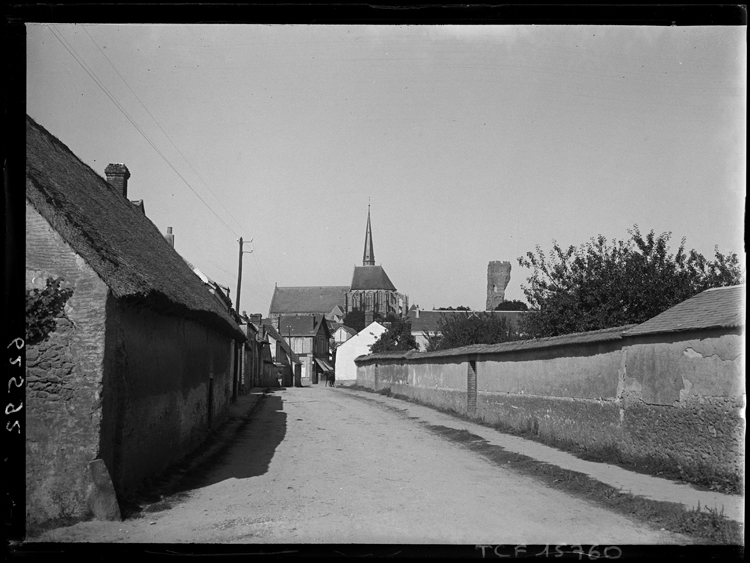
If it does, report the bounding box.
[517,225,744,339]
[434,306,470,311]
[343,309,399,333]
[426,312,519,351]
[494,299,529,311]
[421,330,444,352]
[342,309,366,332]
[370,317,418,353]
[26,277,74,345]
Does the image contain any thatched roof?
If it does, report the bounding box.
[25,115,245,341]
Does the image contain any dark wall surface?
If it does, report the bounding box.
[103,300,233,495]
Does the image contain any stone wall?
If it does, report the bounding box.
[355,327,745,486]
[26,204,110,531]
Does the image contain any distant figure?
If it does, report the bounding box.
[326,372,336,387]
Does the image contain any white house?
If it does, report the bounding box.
[334,321,387,385]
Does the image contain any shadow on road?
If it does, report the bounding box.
[123,392,287,517]
[179,393,287,490]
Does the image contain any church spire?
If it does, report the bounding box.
[362,204,375,266]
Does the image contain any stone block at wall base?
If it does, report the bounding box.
[86,459,121,521]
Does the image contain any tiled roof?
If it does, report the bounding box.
[25,115,245,342]
[336,325,358,337]
[350,265,397,291]
[624,285,745,337]
[265,316,330,339]
[276,315,324,338]
[261,322,301,364]
[268,286,349,315]
[407,309,530,333]
[355,324,635,364]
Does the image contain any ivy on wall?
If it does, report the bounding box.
[26,277,74,345]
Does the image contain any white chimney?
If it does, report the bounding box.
[164,226,175,247]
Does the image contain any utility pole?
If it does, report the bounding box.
[235,237,253,313]
[234,237,254,401]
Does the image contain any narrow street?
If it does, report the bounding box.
[35,386,686,545]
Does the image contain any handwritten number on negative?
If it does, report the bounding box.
[8,376,24,392]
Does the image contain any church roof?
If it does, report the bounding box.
[269,286,349,315]
[350,265,397,291]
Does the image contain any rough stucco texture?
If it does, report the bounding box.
[26,204,109,530]
[103,300,233,495]
[477,393,623,448]
[477,342,623,399]
[624,330,744,406]
[619,396,744,483]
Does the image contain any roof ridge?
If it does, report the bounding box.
[705,284,745,292]
[275,285,350,289]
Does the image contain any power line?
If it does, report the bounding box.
[50,25,276,305]
[81,26,248,237]
[48,25,241,239]
[252,250,271,293]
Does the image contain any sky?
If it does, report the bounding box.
[26,24,746,316]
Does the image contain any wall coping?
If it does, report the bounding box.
[354,324,637,365]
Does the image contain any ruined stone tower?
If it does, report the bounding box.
[486,261,511,311]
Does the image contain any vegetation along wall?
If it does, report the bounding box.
[355,325,744,490]
[26,204,111,532]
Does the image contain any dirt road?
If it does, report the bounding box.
[33,386,687,544]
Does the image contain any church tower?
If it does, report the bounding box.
[347,205,408,317]
[362,205,375,266]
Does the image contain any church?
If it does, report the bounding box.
[268,206,409,324]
